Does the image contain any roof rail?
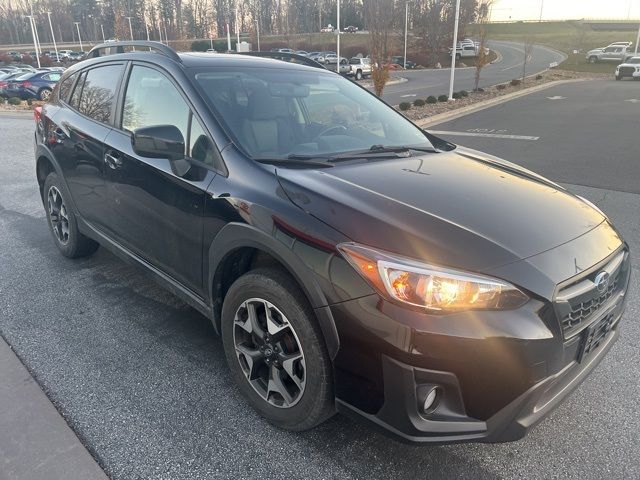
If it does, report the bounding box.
[88,41,181,63]
[237,51,327,70]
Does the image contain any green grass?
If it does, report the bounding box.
[470,21,638,73]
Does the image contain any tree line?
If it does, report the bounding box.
[0,0,482,48]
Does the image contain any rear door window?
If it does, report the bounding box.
[57,72,77,102]
[77,64,124,124]
[69,71,86,108]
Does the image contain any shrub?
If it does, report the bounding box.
[536,74,543,80]
[496,84,507,90]
[399,102,411,111]
[0,54,13,64]
[510,78,521,86]
[38,55,52,67]
[191,40,210,52]
[426,95,437,104]
[474,87,485,92]
[8,96,21,105]
[437,94,448,102]
[459,90,469,97]
[452,91,461,100]
[413,98,426,107]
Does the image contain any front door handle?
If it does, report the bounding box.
[104,151,123,169]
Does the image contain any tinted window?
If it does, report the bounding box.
[78,65,123,123]
[69,71,86,108]
[122,66,190,144]
[57,72,77,102]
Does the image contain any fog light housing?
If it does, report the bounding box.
[421,386,441,413]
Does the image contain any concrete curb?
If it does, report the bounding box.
[0,336,108,480]
[415,78,591,128]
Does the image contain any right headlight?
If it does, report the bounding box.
[338,243,529,313]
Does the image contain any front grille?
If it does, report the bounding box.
[555,249,629,338]
[562,274,620,331]
[619,66,635,76]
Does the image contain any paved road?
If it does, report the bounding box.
[381,41,566,106]
[1,78,639,480]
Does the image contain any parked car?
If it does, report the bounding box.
[5,70,61,100]
[391,56,416,69]
[323,52,338,63]
[348,57,372,79]
[67,51,86,61]
[35,41,631,445]
[450,44,478,59]
[615,56,640,80]
[7,51,22,61]
[0,71,27,97]
[295,51,309,56]
[344,25,358,33]
[320,25,334,32]
[586,45,633,63]
[58,50,74,60]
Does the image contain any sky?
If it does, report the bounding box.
[490,0,640,21]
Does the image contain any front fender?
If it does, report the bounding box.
[206,222,341,358]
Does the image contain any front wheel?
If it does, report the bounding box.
[221,267,335,431]
[589,56,598,63]
[615,75,622,81]
[355,69,363,80]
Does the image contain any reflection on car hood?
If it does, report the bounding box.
[276,147,605,272]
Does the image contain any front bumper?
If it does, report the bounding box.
[329,248,631,444]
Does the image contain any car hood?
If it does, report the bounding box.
[588,48,604,54]
[276,147,605,272]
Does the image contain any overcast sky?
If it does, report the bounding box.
[490,0,640,21]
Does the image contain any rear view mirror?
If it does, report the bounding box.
[132,125,185,161]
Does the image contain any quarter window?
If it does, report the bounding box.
[57,72,77,103]
[69,71,86,108]
[77,65,123,124]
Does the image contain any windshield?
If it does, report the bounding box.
[628,57,640,64]
[192,67,432,160]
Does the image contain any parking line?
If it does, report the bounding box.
[429,130,540,140]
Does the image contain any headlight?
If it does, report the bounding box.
[338,243,529,312]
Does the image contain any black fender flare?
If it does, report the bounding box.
[35,144,80,214]
[207,222,340,359]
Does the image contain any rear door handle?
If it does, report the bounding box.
[104,151,123,169]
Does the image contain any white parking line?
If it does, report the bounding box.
[429,130,540,140]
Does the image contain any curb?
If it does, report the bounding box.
[415,78,590,128]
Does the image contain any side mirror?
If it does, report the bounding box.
[132,125,190,177]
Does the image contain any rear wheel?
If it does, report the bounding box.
[38,88,52,101]
[221,267,335,431]
[43,172,99,258]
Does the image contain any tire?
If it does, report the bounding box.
[455,53,461,61]
[355,69,363,80]
[615,75,622,81]
[589,56,598,64]
[38,88,52,101]
[221,267,335,431]
[43,172,99,258]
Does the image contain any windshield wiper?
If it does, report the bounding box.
[327,144,438,161]
[253,155,334,168]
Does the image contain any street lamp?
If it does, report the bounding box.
[256,20,260,51]
[46,12,58,60]
[74,22,83,51]
[100,24,105,42]
[448,0,461,101]
[24,15,41,68]
[336,0,340,73]
[403,1,409,69]
[126,16,134,40]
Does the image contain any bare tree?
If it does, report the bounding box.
[365,0,396,97]
[473,0,493,91]
[522,36,534,83]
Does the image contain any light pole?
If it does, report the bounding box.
[448,0,461,101]
[235,5,240,49]
[100,24,105,42]
[539,0,544,22]
[126,16,134,40]
[336,0,340,73]
[74,22,83,51]
[145,21,150,41]
[256,20,260,51]
[46,12,58,60]
[635,23,640,55]
[403,1,409,69]
[25,15,41,68]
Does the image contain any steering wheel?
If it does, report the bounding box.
[311,125,348,143]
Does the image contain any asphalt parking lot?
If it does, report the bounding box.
[0,77,639,479]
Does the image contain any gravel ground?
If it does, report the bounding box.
[1,95,639,479]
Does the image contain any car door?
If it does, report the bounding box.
[53,63,125,234]
[103,63,218,296]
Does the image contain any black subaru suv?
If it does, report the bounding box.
[35,41,631,443]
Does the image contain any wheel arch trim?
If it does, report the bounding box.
[207,222,340,359]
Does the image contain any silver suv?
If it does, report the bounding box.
[348,57,372,80]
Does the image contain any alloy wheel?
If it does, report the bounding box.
[47,186,70,244]
[233,298,306,408]
[40,89,51,100]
